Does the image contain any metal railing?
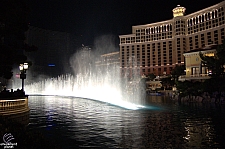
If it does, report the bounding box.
[190,74,209,77]
[179,74,211,81]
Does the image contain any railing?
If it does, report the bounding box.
[0,97,28,111]
[190,74,209,77]
[179,75,187,79]
[179,74,211,81]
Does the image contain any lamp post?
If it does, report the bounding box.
[19,63,28,92]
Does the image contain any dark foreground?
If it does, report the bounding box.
[0,95,225,149]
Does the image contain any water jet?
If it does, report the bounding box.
[14,46,147,110]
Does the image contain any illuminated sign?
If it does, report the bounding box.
[48,64,55,67]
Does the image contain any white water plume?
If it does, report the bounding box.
[20,36,146,110]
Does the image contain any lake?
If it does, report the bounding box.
[3,95,225,149]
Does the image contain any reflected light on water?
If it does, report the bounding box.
[183,118,214,146]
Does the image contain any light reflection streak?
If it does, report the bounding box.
[183,118,214,146]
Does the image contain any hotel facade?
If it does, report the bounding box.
[119,1,225,77]
[180,45,216,81]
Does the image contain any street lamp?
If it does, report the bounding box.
[19,63,29,92]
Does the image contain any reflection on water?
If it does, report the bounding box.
[24,96,225,148]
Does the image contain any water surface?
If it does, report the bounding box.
[25,96,225,149]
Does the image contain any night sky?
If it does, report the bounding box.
[28,0,223,46]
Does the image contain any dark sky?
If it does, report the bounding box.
[28,0,223,46]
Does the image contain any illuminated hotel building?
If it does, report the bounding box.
[95,52,120,67]
[119,1,225,77]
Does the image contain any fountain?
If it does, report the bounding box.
[14,45,147,110]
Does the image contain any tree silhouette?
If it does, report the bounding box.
[175,41,225,101]
[147,73,156,81]
[171,64,185,81]
[0,0,35,79]
[200,40,225,78]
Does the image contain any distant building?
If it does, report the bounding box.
[179,44,217,81]
[119,1,225,77]
[146,80,162,91]
[95,51,120,67]
[25,26,73,77]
